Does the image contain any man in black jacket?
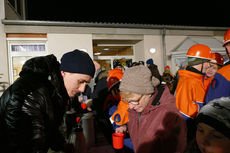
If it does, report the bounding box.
[0,49,95,153]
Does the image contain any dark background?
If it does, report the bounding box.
[26,1,230,27]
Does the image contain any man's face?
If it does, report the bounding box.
[61,71,92,97]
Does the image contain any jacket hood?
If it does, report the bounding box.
[19,54,60,81]
[19,54,69,99]
[144,86,175,114]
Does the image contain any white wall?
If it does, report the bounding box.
[134,40,144,62]
[144,35,163,74]
[165,36,187,69]
[0,0,9,83]
[215,36,224,43]
[47,34,93,61]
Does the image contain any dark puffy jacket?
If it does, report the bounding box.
[0,55,69,153]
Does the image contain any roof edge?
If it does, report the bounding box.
[2,19,229,31]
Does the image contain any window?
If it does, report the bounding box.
[11,44,46,52]
[8,0,15,7]
[7,36,48,83]
[16,0,21,15]
[7,0,22,16]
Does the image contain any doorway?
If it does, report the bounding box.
[93,45,134,70]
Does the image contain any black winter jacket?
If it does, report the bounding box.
[0,55,69,153]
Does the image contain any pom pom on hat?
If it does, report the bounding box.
[60,49,95,77]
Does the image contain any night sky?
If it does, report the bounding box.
[26,1,230,27]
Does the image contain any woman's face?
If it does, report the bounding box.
[124,93,151,113]
[196,123,230,153]
[206,63,218,78]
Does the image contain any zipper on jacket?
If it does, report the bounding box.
[138,112,141,128]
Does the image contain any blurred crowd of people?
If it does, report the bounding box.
[1,29,230,153]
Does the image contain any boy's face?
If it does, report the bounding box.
[206,63,218,78]
[196,123,230,153]
[200,62,211,74]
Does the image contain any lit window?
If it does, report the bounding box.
[11,44,46,52]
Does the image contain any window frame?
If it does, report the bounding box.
[7,0,22,16]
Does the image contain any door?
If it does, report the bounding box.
[93,45,134,70]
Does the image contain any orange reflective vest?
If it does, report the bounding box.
[175,70,206,119]
[111,100,130,125]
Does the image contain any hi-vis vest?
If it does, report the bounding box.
[110,100,130,125]
[175,70,206,119]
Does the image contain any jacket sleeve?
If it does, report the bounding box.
[22,91,49,153]
[3,90,48,153]
[22,91,66,152]
[206,72,230,103]
[3,98,29,153]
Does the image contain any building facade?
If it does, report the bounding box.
[0,0,228,95]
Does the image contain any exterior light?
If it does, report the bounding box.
[149,48,156,54]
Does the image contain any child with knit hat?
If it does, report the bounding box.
[185,97,230,153]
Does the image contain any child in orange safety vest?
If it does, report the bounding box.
[105,68,134,151]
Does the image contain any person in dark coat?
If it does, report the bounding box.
[147,63,162,83]
[0,49,95,153]
[162,65,176,94]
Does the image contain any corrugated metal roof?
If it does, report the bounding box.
[2,19,229,31]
